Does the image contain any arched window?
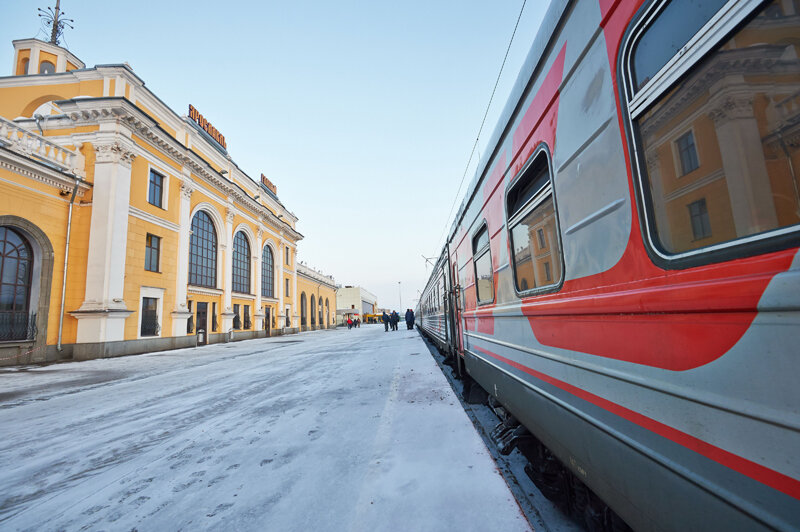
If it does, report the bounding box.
[232,231,251,294]
[39,61,55,74]
[261,245,274,298]
[325,298,330,327]
[310,295,316,325]
[300,292,307,326]
[0,227,33,340]
[318,298,323,325]
[189,211,217,288]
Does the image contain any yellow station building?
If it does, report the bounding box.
[0,37,336,365]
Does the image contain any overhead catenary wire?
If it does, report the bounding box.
[434,0,528,255]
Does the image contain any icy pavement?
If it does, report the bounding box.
[0,325,531,531]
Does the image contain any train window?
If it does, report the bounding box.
[507,151,562,294]
[472,225,494,304]
[626,0,800,262]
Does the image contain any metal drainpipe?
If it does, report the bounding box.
[57,177,82,352]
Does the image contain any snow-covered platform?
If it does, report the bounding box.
[0,325,530,531]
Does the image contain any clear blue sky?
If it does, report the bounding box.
[1,0,551,310]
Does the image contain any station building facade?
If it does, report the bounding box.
[0,38,335,365]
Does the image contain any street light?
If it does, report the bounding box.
[398,281,402,310]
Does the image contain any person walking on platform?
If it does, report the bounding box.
[382,311,390,332]
[405,308,415,330]
[390,310,399,331]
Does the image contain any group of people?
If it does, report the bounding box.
[381,309,415,331]
[346,317,361,329]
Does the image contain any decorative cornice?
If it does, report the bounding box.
[0,147,89,197]
[639,44,799,138]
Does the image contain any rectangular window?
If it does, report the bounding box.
[688,198,711,240]
[140,297,159,337]
[472,226,493,304]
[507,152,562,293]
[676,130,699,176]
[285,278,290,297]
[212,302,218,332]
[244,305,251,329]
[145,233,160,272]
[627,0,800,258]
[285,247,290,265]
[148,169,164,208]
[233,303,241,329]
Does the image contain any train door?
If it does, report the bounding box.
[451,261,465,377]
[196,302,208,346]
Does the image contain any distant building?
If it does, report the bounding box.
[297,264,336,331]
[335,286,377,325]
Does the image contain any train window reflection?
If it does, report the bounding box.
[631,0,727,91]
[472,226,493,304]
[508,152,561,293]
[635,0,800,255]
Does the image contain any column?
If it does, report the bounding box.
[254,228,264,330]
[221,207,235,333]
[278,237,285,329]
[72,141,135,342]
[291,247,298,329]
[710,93,778,236]
[171,176,193,336]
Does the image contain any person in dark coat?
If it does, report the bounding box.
[405,309,415,330]
[382,311,390,332]
[390,310,399,331]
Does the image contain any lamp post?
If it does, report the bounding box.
[398,281,402,310]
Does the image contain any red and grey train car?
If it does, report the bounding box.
[418,0,800,530]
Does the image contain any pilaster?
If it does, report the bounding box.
[254,228,264,328]
[171,176,194,336]
[709,94,778,235]
[73,140,136,343]
[222,207,235,333]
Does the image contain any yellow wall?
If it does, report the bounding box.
[297,276,335,327]
[0,79,104,118]
[0,165,91,345]
[15,49,30,76]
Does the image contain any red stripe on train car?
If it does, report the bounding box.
[473,345,800,500]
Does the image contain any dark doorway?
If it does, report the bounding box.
[196,302,208,346]
[264,306,271,336]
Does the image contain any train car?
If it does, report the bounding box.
[418,250,452,354]
[419,0,800,530]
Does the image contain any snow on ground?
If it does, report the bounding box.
[0,325,531,531]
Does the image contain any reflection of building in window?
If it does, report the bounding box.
[473,227,493,303]
[507,153,561,293]
[688,199,711,240]
[675,130,699,176]
[634,0,800,255]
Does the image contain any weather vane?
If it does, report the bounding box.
[38,0,74,45]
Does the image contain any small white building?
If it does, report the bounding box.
[335,286,377,325]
